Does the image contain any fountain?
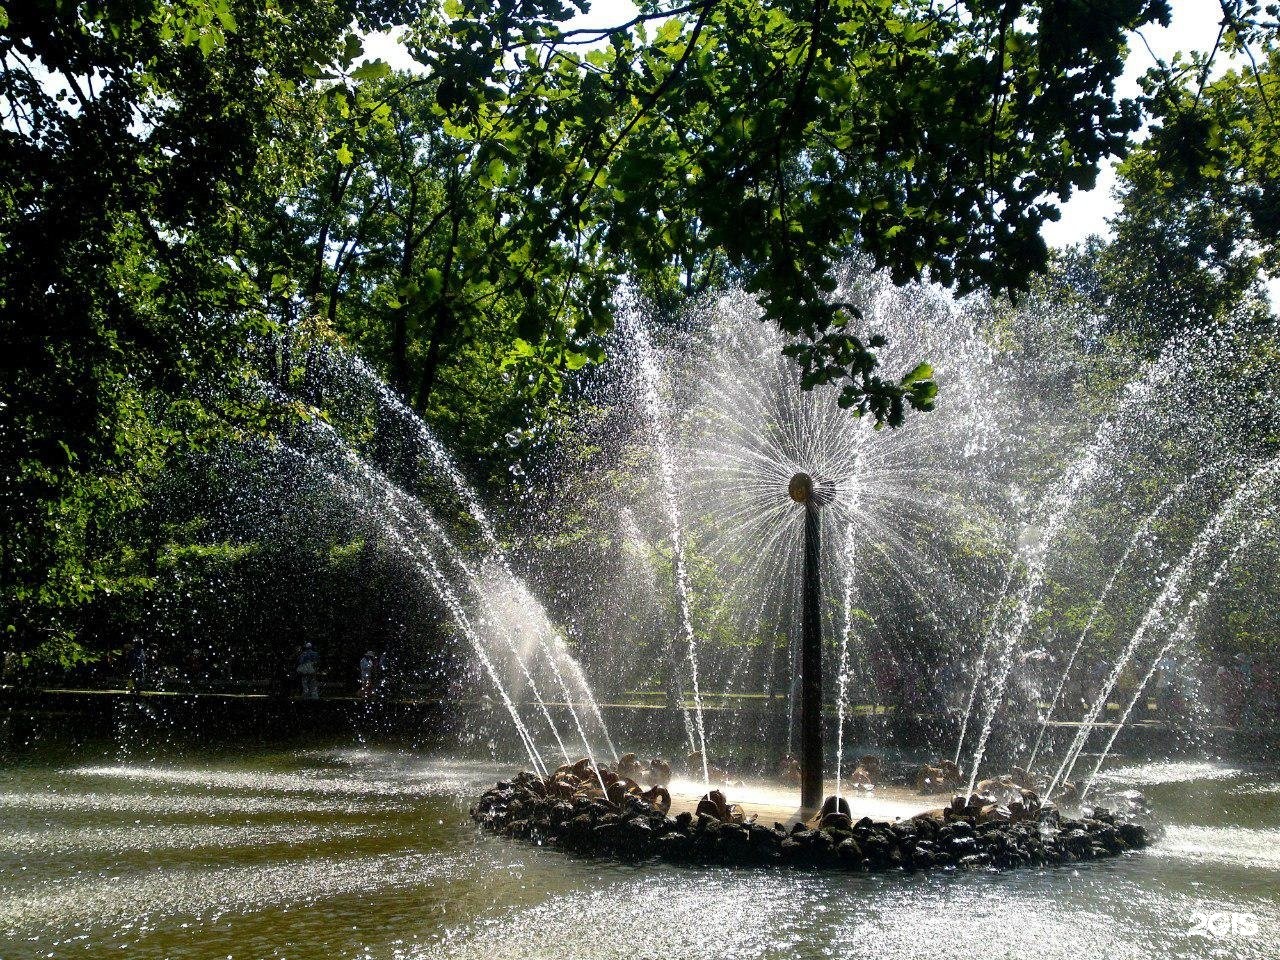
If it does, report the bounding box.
[123,262,1262,884]
[464,273,1247,870]
[789,470,829,811]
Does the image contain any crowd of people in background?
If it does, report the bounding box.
[296,645,397,699]
[66,639,405,700]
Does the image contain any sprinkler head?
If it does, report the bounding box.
[789,472,814,504]
[789,472,833,506]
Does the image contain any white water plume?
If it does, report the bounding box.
[626,310,710,786]
[1024,470,1207,772]
[835,522,858,800]
[674,277,1010,758]
[963,323,1231,795]
[1080,488,1280,795]
[319,351,617,772]
[1047,454,1280,798]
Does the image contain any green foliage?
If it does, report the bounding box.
[1095,19,1279,344]
[417,0,1170,420]
[11,0,1275,685]
[0,0,380,661]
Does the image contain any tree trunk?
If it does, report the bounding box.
[414,205,462,411]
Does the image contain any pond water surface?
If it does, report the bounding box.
[2,748,1277,959]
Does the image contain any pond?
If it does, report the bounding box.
[2,747,1277,959]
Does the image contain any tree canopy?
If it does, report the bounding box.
[7,0,1277,675]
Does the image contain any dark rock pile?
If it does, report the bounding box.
[471,764,1149,872]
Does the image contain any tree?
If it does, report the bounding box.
[240,70,604,465]
[1097,5,1278,342]
[0,0,421,662]
[1,0,1180,667]
[418,0,1171,422]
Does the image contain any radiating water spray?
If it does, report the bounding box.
[1081,524,1264,797]
[338,355,615,765]
[289,448,549,777]
[300,421,576,767]
[954,564,1018,766]
[965,464,1104,796]
[670,281,1006,773]
[627,314,710,787]
[965,338,1191,796]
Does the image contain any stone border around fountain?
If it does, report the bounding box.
[471,771,1150,872]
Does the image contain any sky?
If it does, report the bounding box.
[368,0,1263,279]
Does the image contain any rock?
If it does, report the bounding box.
[889,822,917,840]
[820,812,853,831]
[641,784,672,814]
[657,831,691,859]
[1117,822,1147,848]
[779,837,806,861]
[837,837,864,863]
[749,823,781,847]
[617,753,644,780]
[912,848,937,870]
[648,758,672,786]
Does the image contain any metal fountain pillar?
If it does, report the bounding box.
[789,472,826,810]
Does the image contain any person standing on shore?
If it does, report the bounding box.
[297,643,320,699]
[124,641,148,692]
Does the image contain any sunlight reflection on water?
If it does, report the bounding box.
[1,750,1277,960]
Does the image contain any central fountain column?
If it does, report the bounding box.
[790,472,824,810]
